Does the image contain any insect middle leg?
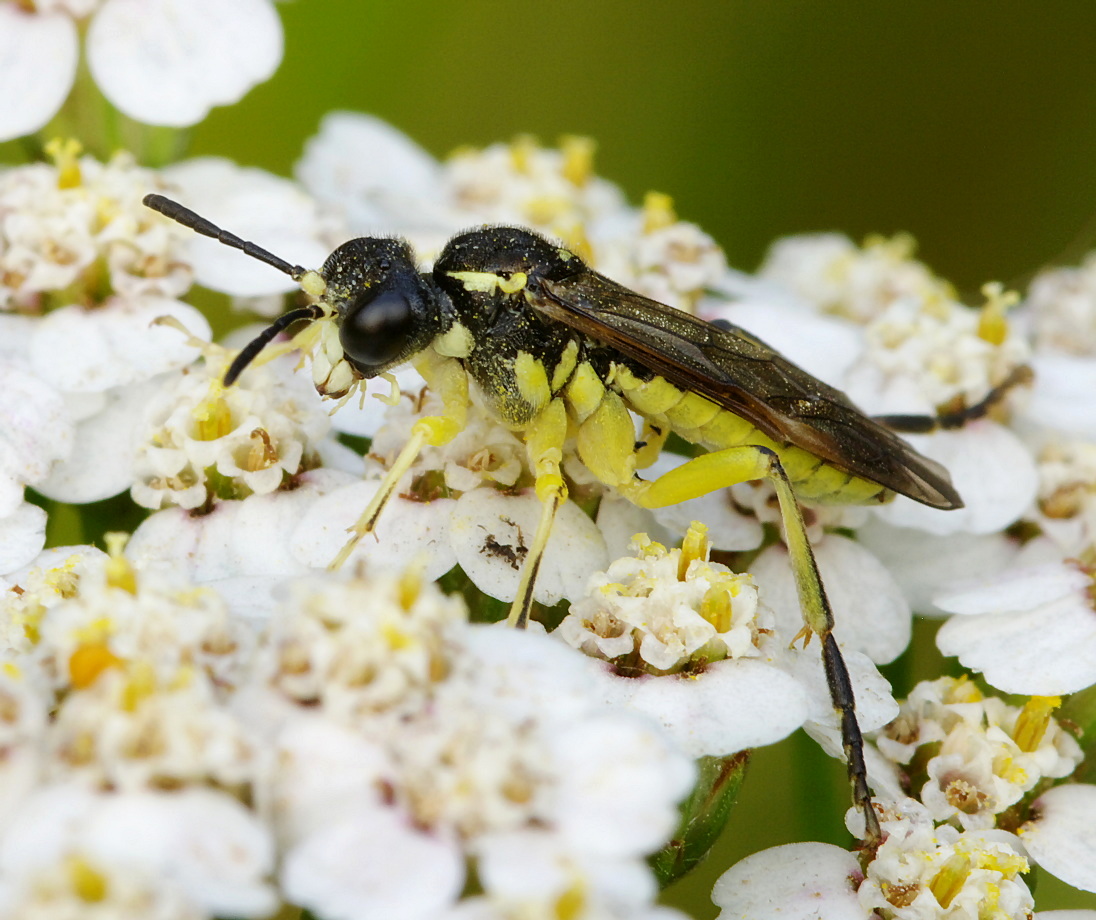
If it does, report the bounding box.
[329,358,469,571]
[616,444,883,846]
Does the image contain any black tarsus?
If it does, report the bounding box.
[223,304,325,385]
[875,365,1033,434]
[143,194,307,280]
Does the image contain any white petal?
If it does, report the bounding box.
[790,648,897,757]
[936,592,1096,695]
[1022,784,1096,893]
[85,789,277,918]
[750,535,911,664]
[934,562,1089,615]
[282,804,463,920]
[449,488,608,605]
[87,0,282,126]
[0,364,73,510]
[1023,352,1096,439]
[594,492,668,561]
[712,842,864,920]
[291,480,458,581]
[163,158,330,296]
[874,422,1038,535]
[35,382,157,503]
[28,296,210,392]
[457,626,603,724]
[600,659,810,758]
[296,111,452,238]
[0,502,46,574]
[550,714,695,856]
[0,7,77,142]
[858,516,1018,615]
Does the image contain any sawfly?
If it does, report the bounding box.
[143,192,993,845]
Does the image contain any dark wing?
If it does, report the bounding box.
[531,270,962,510]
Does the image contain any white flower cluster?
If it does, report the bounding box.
[131,352,332,510]
[0,543,697,919]
[299,114,729,312]
[859,797,1034,920]
[877,677,1082,830]
[559,523,767,672]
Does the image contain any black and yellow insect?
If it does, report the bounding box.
[143,192,970,845]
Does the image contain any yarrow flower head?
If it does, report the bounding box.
[131,349,333,511]
[876,677,1082,831]
[559,522,767,674]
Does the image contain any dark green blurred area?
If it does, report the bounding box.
[194,1,1096,295]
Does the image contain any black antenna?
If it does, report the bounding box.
[223,304,325,385]
[143,194,308,280]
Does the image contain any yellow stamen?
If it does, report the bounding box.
[1013,695,1062,752]
[679,521,709,580]
[977,282,1018,346]
[104,532,137,594]
[929,852,972,908]
[67,856,108,902]
[643,191,677,232]
[69,643,122,689]
[560,135,596,187]
[701,582,733,633]
[45,137,83,189]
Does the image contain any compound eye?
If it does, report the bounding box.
[339,288,416,369]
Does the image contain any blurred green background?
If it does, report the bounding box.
[197,1,1096,295]
[13,1,1096,915]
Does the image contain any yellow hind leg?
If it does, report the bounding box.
[617,444,882,846]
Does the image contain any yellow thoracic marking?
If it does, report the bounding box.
[446,270,528,295]
[576,389,636,488]
[514,351,551,412]
[564,361,605,422]
[551,339,580,393]
[434,321,475,358]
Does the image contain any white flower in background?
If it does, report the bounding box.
[875,677,1081,830]
[934,562,1096,695]
[242,567,694,918]
[298,117,729,310]
[131,351,332,511]
[758,232,955,325]
[1019,256,1096,439]
[0,150,212,512]
[0,0,283,141]
[297,111,459,251]
[161,157,338,304]
[0,784,276,919]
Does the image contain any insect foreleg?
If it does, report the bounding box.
[618,444,882,846]
[329,358,469,571]
[508,398,569,629]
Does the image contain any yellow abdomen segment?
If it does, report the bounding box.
[612,366,886,505]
